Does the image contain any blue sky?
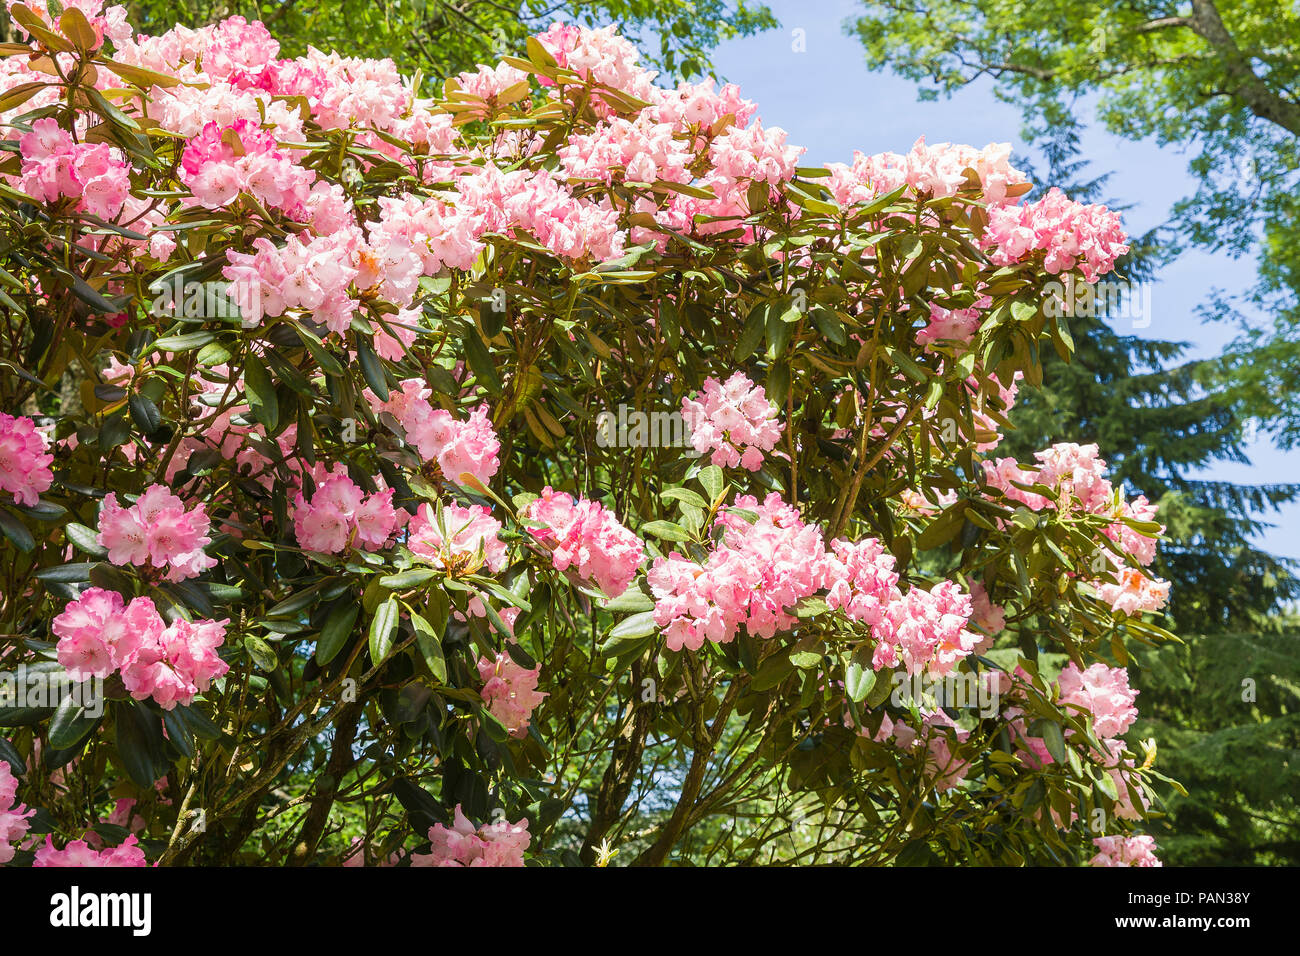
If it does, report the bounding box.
[707,0,1300,559]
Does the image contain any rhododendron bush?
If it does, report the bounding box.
[0,3,1180,867]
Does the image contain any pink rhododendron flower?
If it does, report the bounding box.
[0,763,34,864]
[985,187,1129,282]
[0,412,54,506]
[34,834,148,867]
[826,137,1029,209]
[412,804,530,866]
[293,470,402,553]
[681,372,784,471]
[51,588,228,710]
[477,653,547,738]
[1057,662,1139,739]
[18,118,131,219]
[523,488,644,597]
[120,616,230,710]
[367,383,500,488]
[52,586,161,681]
[650,493,981,674]
[534,23,657,102]
[180,118,315,216]
[1089,834,1161,867]
[97,486,215,582]
[1094,566,1171,615]
[407,502,508,574]
[650,492,835,651]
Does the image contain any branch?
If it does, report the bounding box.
[1188,0,1300,135]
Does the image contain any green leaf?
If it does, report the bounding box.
[640,520,693,543]
[660,487,708,510]
[48,692,99,749]
[1010,298,1039,323]
[65,522,107,558]
[750,652,794,691]
[411,610,447,682]
[608,610,657,642]
[915,501,967,551]
[809,307,847,345]
[379,568,437,590]
[460,323,502,394]
[161,707,195,758]
[0,509,34,552]
[734,302,768,360]
[152,331,215,353]
[697,465,725,503]
[128,393,162,434]
[846,659,877,703]
[243,634,278,672]
[34,562,92,583]
[175,703,221,741]
[266,584,323,618]
[0,736,23,775]
[115,702,161,787]
[369,597,400,664]
[243,354,278,432]
[602,586,654,614]
[316,601,360,665]
[355,337,390,401]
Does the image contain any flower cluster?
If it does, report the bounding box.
[522,488,644,597]
[0,412,53,506]
[477,653,547,738]
[0,763,34,864]
[458,163,626,262]
[649,493,827,650]
[368,382,500,488]
[1057,662,1139,740]
[560,114,695,186]
[18,118,130,220]
[985,187,1130,282]
[535,22,656,102]
[97,486,216,582]
[1089,834,1161,867]
[293,469,403,554]
[981,443,1169,613]
[826,137,1028,209]
[412,804,530,867]
[825,539,981,676]
[180,119,316,216]
[33,834,148,867]
[680,372,784,471]
[52,588,229,710]
[223,230,361,334]
[650,492,980,675]
[407,502,508,575]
